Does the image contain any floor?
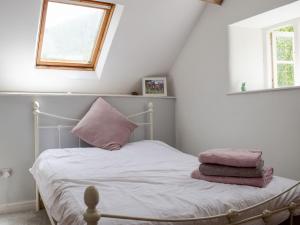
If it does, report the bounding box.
[0,210,50,225]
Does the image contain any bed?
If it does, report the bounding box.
[31,101,300,225]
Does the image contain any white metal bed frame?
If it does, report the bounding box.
[33,100,154,223]
[32,101,300,225]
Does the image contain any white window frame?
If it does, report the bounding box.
[271,31,296,88]
[264,20,300,89]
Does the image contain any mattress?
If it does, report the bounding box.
[30,140,300,225]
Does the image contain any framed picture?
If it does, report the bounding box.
[142,77,167,97]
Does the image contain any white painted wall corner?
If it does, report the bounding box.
[0,200,35,215]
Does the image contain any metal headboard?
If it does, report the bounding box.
[32,101,154,159]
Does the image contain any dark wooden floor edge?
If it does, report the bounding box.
[279,216,300,225]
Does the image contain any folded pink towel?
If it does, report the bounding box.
[191,167,273,188]
[199,149,262,168]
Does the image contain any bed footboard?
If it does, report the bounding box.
[84,182,300,225]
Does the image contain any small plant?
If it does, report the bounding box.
[241,82,246,92]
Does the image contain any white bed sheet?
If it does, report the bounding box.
[30,140,300,225]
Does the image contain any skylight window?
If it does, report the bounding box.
[36,0,115,70]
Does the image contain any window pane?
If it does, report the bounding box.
[41,2,105,63]
[277,64,294,87]
[276,36,293,61]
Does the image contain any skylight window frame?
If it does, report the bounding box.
[36,0,115,70]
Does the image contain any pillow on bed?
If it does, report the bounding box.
[72,98,137,150]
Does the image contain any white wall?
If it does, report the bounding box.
[170,0,300,180]
[0,0,204,94]
[229,26,265,92]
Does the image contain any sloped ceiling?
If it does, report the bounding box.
[0,0,205,94]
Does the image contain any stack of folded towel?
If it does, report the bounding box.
[191,149,273,188]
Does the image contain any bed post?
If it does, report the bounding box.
[33,101,40,162]
[33,101,41,211]
[84,186,101,225]
[226,209,238,224]
[148,102,154,140]
[289,202,297,225]
[262,210,272,224]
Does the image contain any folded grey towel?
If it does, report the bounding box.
[199,160,265,178]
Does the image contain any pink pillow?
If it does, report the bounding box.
[72,98,138,150]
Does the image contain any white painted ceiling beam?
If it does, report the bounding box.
[202,0,223,5]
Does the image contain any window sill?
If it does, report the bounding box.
[228,85,300,95]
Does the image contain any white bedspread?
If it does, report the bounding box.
[30,141,300,225]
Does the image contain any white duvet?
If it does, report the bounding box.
[30,141,300,225]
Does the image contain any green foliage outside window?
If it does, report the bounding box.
[273,25,295,87]
[277,64,294,87]
[275,26,294,32]
[276,37,293,61]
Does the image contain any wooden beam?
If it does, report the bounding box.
[202,0,223,5]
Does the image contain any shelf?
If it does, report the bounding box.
[0,92,176,99]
